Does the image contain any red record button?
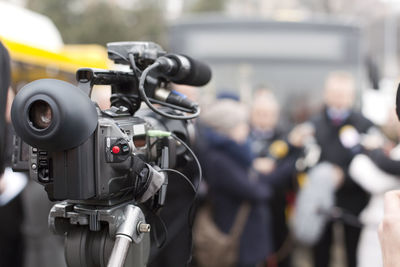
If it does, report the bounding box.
[112,146,120,154]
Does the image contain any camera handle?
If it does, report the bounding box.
[49,202,151,267]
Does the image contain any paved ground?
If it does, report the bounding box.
[291,223,347,267]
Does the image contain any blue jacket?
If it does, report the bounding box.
[198,129,298,265]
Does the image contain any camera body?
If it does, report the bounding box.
[28,112,153,203]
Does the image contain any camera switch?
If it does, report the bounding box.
[112,146,120,154]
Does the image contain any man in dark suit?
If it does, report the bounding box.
[311,71,373,267]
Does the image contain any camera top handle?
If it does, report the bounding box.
[105,41,210,120]
[76,67,200,119]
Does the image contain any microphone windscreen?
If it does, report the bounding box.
[293,162,336,245]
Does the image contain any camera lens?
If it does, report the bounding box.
[28,100,53,130]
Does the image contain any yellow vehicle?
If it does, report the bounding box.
[0,2,109,91]
[2,38,109,90]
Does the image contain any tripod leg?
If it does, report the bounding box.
[107,236,131,267]
[107,204,150,267]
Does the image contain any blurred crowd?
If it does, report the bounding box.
[185,70,400,267]
[133,67,400,267]
[1,40,400,267]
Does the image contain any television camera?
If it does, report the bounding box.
[11,41,211,267]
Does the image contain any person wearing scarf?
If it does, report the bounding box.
[197,99,298,267]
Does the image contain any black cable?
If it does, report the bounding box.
[155,213,169,248]
[148,98,194,113]
[149,139,161,150]
[159,169,197,193]
[170,135,202,192]
[128,53,142,78]
[170,134,202,266]
[136,60,201,120]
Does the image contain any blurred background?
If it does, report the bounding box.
[2,0,400,267]
[1,0,400,126]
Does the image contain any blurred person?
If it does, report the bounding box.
[349,152,399,266]
[21,181,67,267]
[306,107,400,267]
[0,41,26,267]
[348,109,400,267]
[0,42,66,267]
[379,190,400,267]
[196,98,300,267]
[2,78,67,267]
[249,88,302,267]
[249,89,280,157]
[309,71,374,267]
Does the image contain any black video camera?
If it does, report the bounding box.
[11,41,211,207]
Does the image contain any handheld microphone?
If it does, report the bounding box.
[156,54,212,86]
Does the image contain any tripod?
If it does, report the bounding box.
[49,201,151,267]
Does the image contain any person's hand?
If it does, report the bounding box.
[361,133,384,150]
[288,123,315,148]
[253,157,276,175]
[379,190,400,267]
[331,165,344,189]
